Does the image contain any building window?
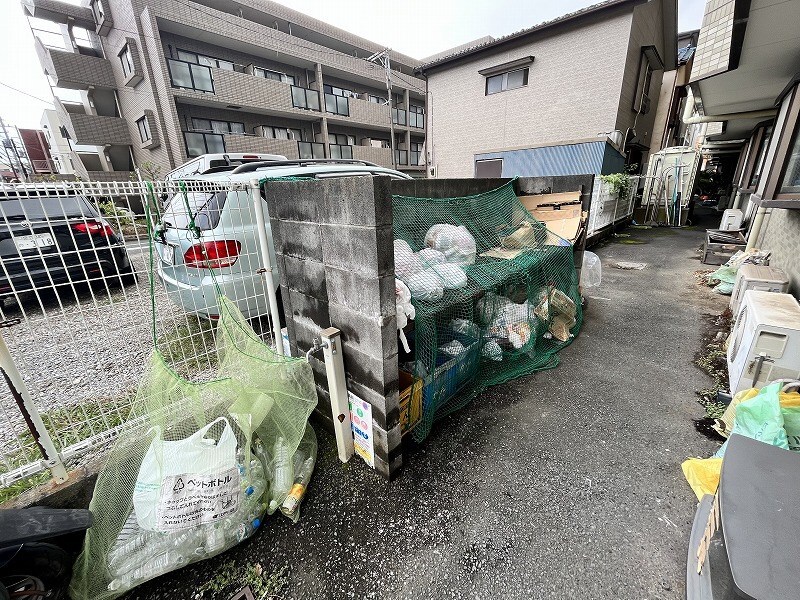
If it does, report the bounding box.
[410,141,423,166]
[91,0,105,23]
[475,158,503,178]
[324,85,356,98]
[779,120,800,194]
[184,131,225,157]
[167,58,214,93]
[262,126,302,140]
[324,88,350,116]
[369,95,387,104]
[394,149,408,166]
[392,108,406,126]
[632,46,663,114]
[369,138,389,148]
[291,86,321,111]
[119,45,134,78]
[254,67,295,85]
[485,68,529,95]
[136,116,151,143]
[329,144,353,159]
[191,118,244,135]
[749,125,774,188]
[177,49,235,71]
[409,105,424,128]
[298,141,325,159]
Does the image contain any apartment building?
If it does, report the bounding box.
[416,0,677,178]
[23,0,427,180]
[686,0,800,295]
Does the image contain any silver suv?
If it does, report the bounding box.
[156,159,410,320]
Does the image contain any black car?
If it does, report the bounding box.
[0,190,134,297]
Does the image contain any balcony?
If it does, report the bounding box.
[55,99,131,146]
[167,58,214,93]
[222,133,300,159]
[22,0,95,29]
[394,149,409,166]
[298,141,325,159]
[324,94,349,117]
[329,144,353,160]
[291,86,321,112]
[352,145,392,168]
[408,110,425,129]
[392,108,407,127]
[35,38,115,90]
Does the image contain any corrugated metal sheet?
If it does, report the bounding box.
[475,141,609,177]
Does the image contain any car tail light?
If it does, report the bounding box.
[73,220,115,237]
[183,240,241,269]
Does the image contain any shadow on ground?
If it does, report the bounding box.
[126,221,728,600]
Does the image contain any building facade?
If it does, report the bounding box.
[687,0,800,296]
[416,0,677,179]
[23,0,427,180]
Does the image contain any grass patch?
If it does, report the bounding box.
[617,238,646,245]
[197,559,289,599]
[156,316,218,378]
[695,309,733,418]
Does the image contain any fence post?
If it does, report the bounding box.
[0,328,68,484]
[251,179,284,355]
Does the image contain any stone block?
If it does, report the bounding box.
[328,302,396,362]
[283,255,327,300]
[274,220,322,261]
[324,268,394,316]
[264,179,321,223]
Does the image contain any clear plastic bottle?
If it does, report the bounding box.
[270,437,293,512]
[107,530,156,573]
[109,529,202,578]
[107,551,187,591]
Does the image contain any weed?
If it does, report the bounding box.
[694,309,733,418]
[197,559,288,599]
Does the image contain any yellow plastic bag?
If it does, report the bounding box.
[681,457,723,501]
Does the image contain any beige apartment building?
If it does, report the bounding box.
[23,0,427,180]
[416,0,677,179]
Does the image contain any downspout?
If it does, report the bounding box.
[746,205,768,251]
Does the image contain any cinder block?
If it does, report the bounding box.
[323,176,392,227]
[328,302,396,362]
[319,224,378,275]
[265,179,321,223]
[287,289,330,330]
[283,255,327,300]
[325,266,392,314]
[274,220,322,261]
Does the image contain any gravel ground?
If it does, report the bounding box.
[126,216,729,600]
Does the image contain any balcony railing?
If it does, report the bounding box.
[184,131,225,156]
[291,86,320,111]
[395,149,408,166]
[329,144,353,160]
[298,141,325,159]
[324,93,350,116]
[167,58,214,93]
[392,108,407,126]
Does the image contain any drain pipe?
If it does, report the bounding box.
[746,204,768,251]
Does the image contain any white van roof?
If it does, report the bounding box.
[178,159,413,183]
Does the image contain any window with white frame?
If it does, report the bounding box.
[191,118,245,135]
[136,116,151,143]
[119,45,134,78]
[485,67,529,95]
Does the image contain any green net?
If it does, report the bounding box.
[392,180,583,442]
[69,183,318,599]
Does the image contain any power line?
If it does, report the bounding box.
[0,81,54,106]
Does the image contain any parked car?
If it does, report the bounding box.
[164,152,287,181]
[0,188,134,298]
[156,158,411,320]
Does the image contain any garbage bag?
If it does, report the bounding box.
[70,296,317,600]
[431,263,468,289]
[581,251,602,289]
[394,239,423,281]
[407,269,444,302]
[395,279,415,354]
[417,247,447,266]
[681,457,723,501]
[727,381,789,451]
[424,224,476,266]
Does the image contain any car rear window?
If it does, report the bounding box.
[162,191,226,231]
[0,195,93,221]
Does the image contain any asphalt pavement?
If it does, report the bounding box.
[127,219,728,600]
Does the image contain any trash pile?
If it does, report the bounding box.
[392,181,582,442]
[69,297,318,600]
[706,249,770,295]
[683,380,800,500]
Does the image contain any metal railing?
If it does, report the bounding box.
[0,179,281,495]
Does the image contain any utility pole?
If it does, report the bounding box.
[366,48,397,169]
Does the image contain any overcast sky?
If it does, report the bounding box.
[0,0,705,129]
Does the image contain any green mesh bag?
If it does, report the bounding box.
[69,184,318,600]
[392,181,582,442]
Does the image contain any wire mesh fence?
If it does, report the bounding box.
[0,178,280,496]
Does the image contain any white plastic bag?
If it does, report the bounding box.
[394,239,423,281]
[396,279,415,354]
[417,247,447,266]
[133,417,239,532]
[581,251,602,290]
[424,224,477,266]
[431,263,468,289]
[407,269,444,302]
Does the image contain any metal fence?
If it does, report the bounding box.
[586,175,641,238]
[0,178,280,494]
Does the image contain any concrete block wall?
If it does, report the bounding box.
[755,208,800,298]
[264,176,401,478]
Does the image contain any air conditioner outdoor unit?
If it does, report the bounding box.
[727,290,800,394]
[730,264,790,314]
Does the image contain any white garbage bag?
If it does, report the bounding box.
[407,269,444,302]
[394,239,423,281]
[417,247,447,266]
[424,224,477,266]
[431,263,468,289]
[581,251,602,290]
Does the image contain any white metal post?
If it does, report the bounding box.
[251,179,284,356]
[320,327,354,463]
[0,328,68,483]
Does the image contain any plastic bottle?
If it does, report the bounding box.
[109,529,202,577]
[108,551,187,591]
[107,530,156,572]
[270,437,293,512]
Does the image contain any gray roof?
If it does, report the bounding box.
[415,0,639,72]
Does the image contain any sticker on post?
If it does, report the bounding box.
[349,392,374,468]
[155,467,240,531]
